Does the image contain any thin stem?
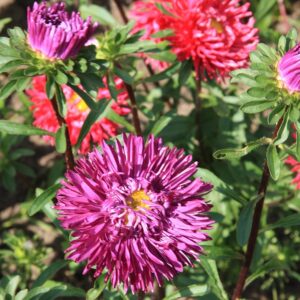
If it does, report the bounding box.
[51,97,75,170]
[232,114,285,300]
[124,83,142,136]
[277,0,290,32]
[151,282,165,300]
[114,0,129,23]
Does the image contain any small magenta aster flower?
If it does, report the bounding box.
[27,1,98,60]
[130,0,258,79]
[277,44,300,93]
[56,134,213,293]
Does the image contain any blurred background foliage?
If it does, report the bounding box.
[0,0,300,299]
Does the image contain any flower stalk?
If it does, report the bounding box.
[124,82,142,136]
[232,113,286,300]
[50,97,75,170]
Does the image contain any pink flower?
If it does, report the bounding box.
[55,134,213,293]
[27,2,98,60]
[27,76,129,154]
[278,44,300,93]
[130,0,258,79]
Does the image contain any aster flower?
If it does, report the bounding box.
[55,134,213,293]
[130,0,258,79]
[27,1,98,60]
[27,76,130,154]
[277,43,300,93]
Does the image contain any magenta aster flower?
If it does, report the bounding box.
[27,2,98,60]
[56,134,213,293]
[278,44,300,93]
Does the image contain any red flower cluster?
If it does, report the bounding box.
[27,76,130,154]
[130,0,258,80]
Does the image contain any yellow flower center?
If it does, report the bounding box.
[211,19,224,34]
[126,190,150,210]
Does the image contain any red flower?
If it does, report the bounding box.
[27,76,130,154]
[285,156,300,190]
[130,0,258,80]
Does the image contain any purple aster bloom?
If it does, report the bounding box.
[278,43,300,93]
[27,2,98,60]
[55,134,213,293]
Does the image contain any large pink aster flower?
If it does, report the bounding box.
[27,76,130,154]
[130,0,258,79]
[27,2,98,60]
[55,134,213,293]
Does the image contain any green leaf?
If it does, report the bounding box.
[273,111,289,145]
[76,101,111,149]
[296,127,300,160]
[200,258,228,300]
[55,84,67,118]
[0,120,54,136]
[163,285,208,300]
[268,104,285,125]
[151,29,174,38]
[148,50,177,63]
[195,168,246,205]
[23,287,51,300]
[150,115,172,136]
[241,100,275,114]
[28,184,61,216]
[15,289,28,300]
[0,59,25,73]
[77,73,104,97]
[46,75,56,99]
[55,70,68,85]
[178,60,192,85]
[266,144,281,180]
[55,125,67,153]
[6,275,20,297]
[10,148,34,160]
[213,137,272,160]
[236,199,257,246]
[86,274,106,300]
[0,80,17,100]
[144,62,181,82]
[106,110,135,132]
[32,260,68,288]
[0,17,11,32]
[16,77,31,92]
[262,213,300,232]
[80,4,118,27]
[113,67,134,85]
[68,84,97,110]
[255,0,276,24]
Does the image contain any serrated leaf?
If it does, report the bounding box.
[28,184,61,216]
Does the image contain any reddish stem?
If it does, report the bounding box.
[232,114,285,300]
[51,97,75,170]
[124,83,142,136]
